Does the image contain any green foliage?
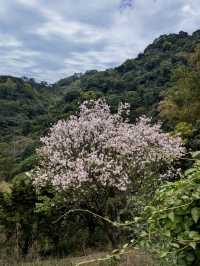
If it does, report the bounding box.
[159,45,200,151]
[0,76,54,180]
[139,160,200,265]
[0,177,117,259]
[174,122,194,143]
[0,173,37,257]
[160,68,200,126]
[2,31,200,180]
[1,30,200,262]
[159,46,200,126]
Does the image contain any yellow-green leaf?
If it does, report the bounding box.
[160,251,168,258]
[191,207,200,223]
[168,211,175,222]
[189,242,196,249]
[171,243,180,248]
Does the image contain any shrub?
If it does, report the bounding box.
[139,160,200,265]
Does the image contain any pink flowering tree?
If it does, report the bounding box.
[33,99,184,192]
[33,99,185,247]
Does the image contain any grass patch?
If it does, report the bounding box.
[0,250,153,266]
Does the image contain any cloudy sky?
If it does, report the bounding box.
[0,0,200,82]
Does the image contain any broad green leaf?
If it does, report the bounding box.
[140,231,148,237]
[163,230,171,237]
[189,242,196,249]
[160,251,168,258]
[171,242,180,248]
[112,249,119,254]
[192,192,200,199]
[134,217,141,222]
[191,207,200,223]
[189,231,200,240]
[168,211,175,222]
[191,151,200,159]
[185,168,196,176]
[122,243,129,249]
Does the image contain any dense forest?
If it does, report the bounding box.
[1,30,200,265]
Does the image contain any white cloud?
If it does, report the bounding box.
[0,48,41,76]
[1,0,200,82]
[16,0,39,8]
[36,16,106,44]
[0,34,22,47]
[179,1,200,32]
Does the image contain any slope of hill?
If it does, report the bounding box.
[1,30,200,180]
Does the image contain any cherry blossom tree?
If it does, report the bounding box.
[33,99,185,192]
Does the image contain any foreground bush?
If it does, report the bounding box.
[140,160,200,265]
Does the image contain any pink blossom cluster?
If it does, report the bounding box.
[33,99,185,191]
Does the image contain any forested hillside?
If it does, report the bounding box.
[1,30,200,265]
[1,30,200,181]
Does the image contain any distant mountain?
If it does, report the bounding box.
[1,30,200,180]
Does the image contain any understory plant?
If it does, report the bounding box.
[138,159,200,265]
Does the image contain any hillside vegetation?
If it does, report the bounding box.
[1,30,200,265]
[1,30,200,181]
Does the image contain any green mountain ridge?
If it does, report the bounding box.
[1,29,200,180]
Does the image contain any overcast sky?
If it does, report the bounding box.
[0,0,200,82]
